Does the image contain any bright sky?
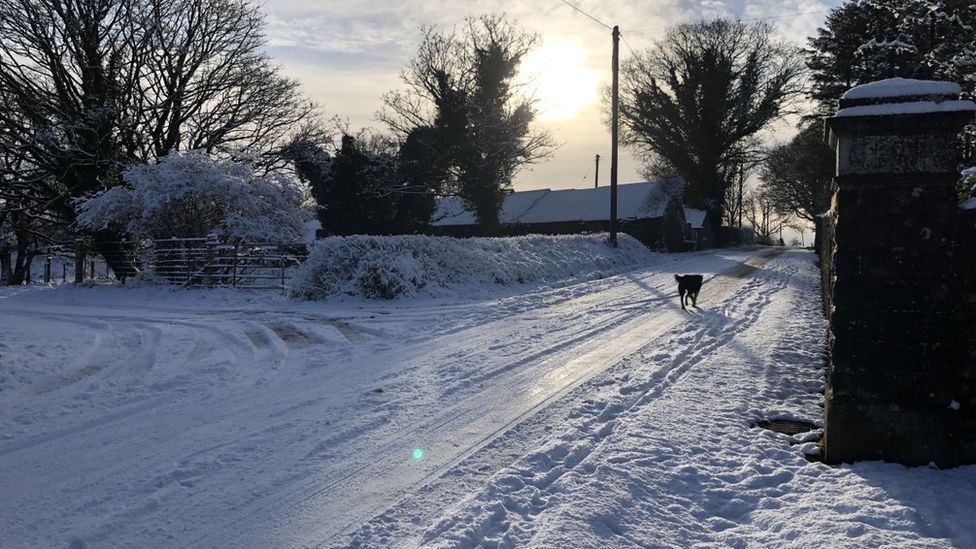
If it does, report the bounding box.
[262,0,844,193]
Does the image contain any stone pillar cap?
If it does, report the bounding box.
[842,78,961,102]
[836,100,976,118]
[834,78,975,119]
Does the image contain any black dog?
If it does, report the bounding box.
[674,274,703,310]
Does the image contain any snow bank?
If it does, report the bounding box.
[289,233,656,300]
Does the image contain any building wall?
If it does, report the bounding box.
[429,199,689,252]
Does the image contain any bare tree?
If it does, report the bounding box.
[759,122,834,252]
[744,188,788,245]
[124,0,314,163]
[0,0,315,276]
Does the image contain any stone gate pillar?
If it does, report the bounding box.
[824,78,976,466]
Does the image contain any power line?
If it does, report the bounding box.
[629,8,832,34]
[619,31,637,57]
[557,0,613,31]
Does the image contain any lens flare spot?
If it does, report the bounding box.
[412,448,423,460]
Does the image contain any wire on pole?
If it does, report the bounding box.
[557,0,613,30]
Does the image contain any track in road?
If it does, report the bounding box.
[0,249,781,548]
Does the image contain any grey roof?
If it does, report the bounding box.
[432,181,674,227]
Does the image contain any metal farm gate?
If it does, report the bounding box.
[152,238,307,290]
[24,237,307,292]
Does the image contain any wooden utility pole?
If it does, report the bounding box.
[594,154,600,188]
[609,25,620,246]
[737,165,744,228]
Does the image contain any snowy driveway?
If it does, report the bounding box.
[3,249,972,548]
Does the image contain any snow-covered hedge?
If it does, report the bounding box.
[76,151,310,243]
[289,233,656,300]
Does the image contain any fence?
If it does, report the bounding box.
[12,237,307,292]
[151,237,307,290]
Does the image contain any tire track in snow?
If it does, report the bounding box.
[0,250,773,548]
[338,253,787,547]
[185,255,780,549]
[317,252,785,547]
[0,312,262,457]
[416,254,793,548]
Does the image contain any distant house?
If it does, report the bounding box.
[431,181,688,251]
[683,208,716,250]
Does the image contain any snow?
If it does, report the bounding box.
[684,207,706,229]
[842,78,962,100]
[290,233,658,300]
[961,196,976,210]
[303,219,322,243]
[75,151,310,243]
[1,249,974,548]
[434,189,550,226]
[835,100,976,118]
[432,181,673,227]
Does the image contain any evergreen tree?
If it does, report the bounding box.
[310,135,396,236]
[393,127,444,234]
[381,15,552,234]
[808,0,976,114]
[286,130,442,236]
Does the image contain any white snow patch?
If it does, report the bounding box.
[289,233,659,300]
[842,78,962,100]
[684,208,706,229]
[835,100,976,118]
[433,181,675,226]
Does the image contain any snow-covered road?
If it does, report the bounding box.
[2,249,974,548]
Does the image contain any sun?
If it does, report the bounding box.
[519,41,603,122]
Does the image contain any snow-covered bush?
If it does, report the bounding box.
[289,233,658,300]
[76,151,310,243]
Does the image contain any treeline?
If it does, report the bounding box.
[0,3,551,283]
[619,0,976,247]
[2,0,975,283]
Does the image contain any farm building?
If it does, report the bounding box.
[431,181,688,251]
[683,208,716,250]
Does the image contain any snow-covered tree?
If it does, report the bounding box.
[76,151,309,243]
[808,0,976,114]
[0,0,315,275]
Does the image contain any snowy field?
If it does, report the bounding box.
[1,248,974,548]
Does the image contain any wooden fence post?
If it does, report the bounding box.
[74,240,85,284]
